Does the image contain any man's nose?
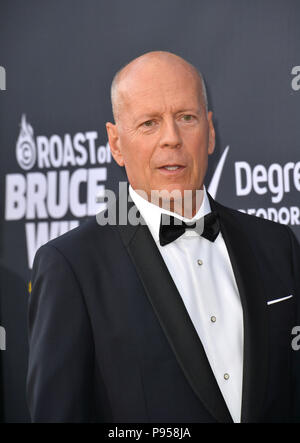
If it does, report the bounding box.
[159,118,182,149]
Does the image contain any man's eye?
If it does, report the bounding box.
[143,120,154,127]
[182,115,194,121]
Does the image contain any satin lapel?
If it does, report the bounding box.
[208,194,269,423]
[115,189,232,423]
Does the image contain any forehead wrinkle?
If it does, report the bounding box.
[118,87,201,127]
[111,52,207,123]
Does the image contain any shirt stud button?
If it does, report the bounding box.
[197,259,203,266]
[224,373,230,380]
[211,316,216,323]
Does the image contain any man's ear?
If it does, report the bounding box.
[207,111,216,155]
[106,122,125,166]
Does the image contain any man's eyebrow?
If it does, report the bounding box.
[134,108,201,122]
[175,108,201,114]
[134,113,161,123]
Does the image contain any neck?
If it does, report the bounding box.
[134,187,205,219]
[164,189,204,218]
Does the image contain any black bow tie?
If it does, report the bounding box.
[159,211,220,246]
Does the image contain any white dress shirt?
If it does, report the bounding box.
[129,184,244,423]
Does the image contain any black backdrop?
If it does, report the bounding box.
[0,0,299,422]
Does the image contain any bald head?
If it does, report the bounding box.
[110,51,208,123]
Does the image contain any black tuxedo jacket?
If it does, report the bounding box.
[27,188,300,423]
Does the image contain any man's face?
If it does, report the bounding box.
[106,61,215,207]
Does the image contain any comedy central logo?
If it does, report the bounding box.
[16,115,36,170]
[6,114,111,268]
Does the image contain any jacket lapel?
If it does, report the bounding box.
[208,194,269,423]
[115,187,233,423]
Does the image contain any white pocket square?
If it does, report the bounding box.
[267,294,293,305]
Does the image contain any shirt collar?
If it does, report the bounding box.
[129,184,212,244]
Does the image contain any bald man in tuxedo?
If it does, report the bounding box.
[27,51,300,423]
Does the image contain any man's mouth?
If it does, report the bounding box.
[163,166,181,170]
[158,164,186,173]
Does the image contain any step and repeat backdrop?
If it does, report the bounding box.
[0,0,299,422]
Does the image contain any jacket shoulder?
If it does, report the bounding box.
[34,211,117,263]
